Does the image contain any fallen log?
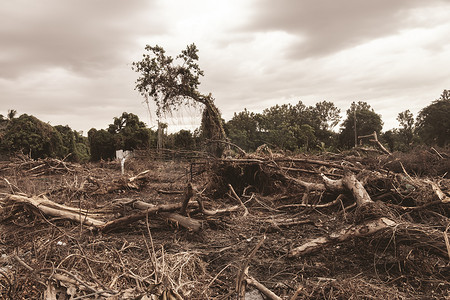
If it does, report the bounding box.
[4,194,104,227]
[289,217,397,257]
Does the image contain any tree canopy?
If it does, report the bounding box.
[132,44,226,156]
[416,90,450,147]
[0,114,65,159]
[88,112,155,161]
[339,101,383,149]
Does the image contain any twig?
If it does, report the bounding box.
[236,236,266,299]
[290,284,304,300]
[13,254,34,272]
[444,224,450,262]
[0,269,12,299]
[145,213,159,283]
[228,184,249,217]
[431,147,444,159]
[245,276,282,300]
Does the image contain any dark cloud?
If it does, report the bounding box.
[0,0,163,79]
[243,0,446,59]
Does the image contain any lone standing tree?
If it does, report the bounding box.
[132,43,226,157]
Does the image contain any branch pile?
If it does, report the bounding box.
[0,150,449,299]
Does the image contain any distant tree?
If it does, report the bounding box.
[226,109,262,152]
[173,129,195,150]
[256,104,299,151]
[339,101,383,149]
[311,101,341,132]
[107,112,153,150]
[309,101,341,148]
[7,109,17,121]
[54,125,90,162]
[88,128,116,161]
[132,44,226,156]
[88,112,155,161]
[396,110,415,150]
[416,90,450,146]
[1,114,64,159]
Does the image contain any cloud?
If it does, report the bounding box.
[0,0,163,79]
[242,0,448,59]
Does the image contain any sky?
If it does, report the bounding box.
[1,0,449,135]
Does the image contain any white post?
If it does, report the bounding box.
[120,157,126,175]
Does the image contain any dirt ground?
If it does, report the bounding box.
[0,149,449,299]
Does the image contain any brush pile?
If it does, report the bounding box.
[0,148,449,299]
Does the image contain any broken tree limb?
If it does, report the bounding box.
[99,201,201,232]
[358,131,391,155]
[245,276,282,300]
[196,195,241,216]
[289,217,397,257]
[180,183,194,216]
[228,184,249,216]
[425,180,450,203]
[342,172,373,206]
[236,236,266,299]
[320,173,345,192]
[5,194,105,227]
[160,212,202,232]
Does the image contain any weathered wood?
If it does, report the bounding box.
[358,131,391,155]
[289,217,397,257]
[245,276,282,300]
[5,195,105,227]
[342,172,373,206]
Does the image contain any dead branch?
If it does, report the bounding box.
[342,172,373,206]
[196,195,241,216]
[358,131,391,155]
[425,179,450,203]
[87,170,150,195]
[180,183,194,216]
[5,194,105,227]
[236,236,266,299]
[228,184,249,216]
[289,217,397,257]
[99,201,200,232]
[245,276,282,300]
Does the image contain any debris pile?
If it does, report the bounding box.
[0,150,449,299]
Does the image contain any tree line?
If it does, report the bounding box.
[0,89,448,161]
[225,90,449,153]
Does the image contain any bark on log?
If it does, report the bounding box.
[342,173,373,206]
[5,195,104,227]
[289,217,397,257]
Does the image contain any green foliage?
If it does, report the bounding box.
[88,112,155,161]
[416,90,450,146]
[225,109,262,152]
[107,112,153,150]
[88,128,116,161]
[0,114,65,159]
[396,110,415,149]
[338,101,383,149]
[225,101,340,153]
[54,125,90,162]
[133,44,226,156]
[132,44,205,116]
[173,129,195,149]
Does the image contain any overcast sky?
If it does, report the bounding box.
[1,0,449,134]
